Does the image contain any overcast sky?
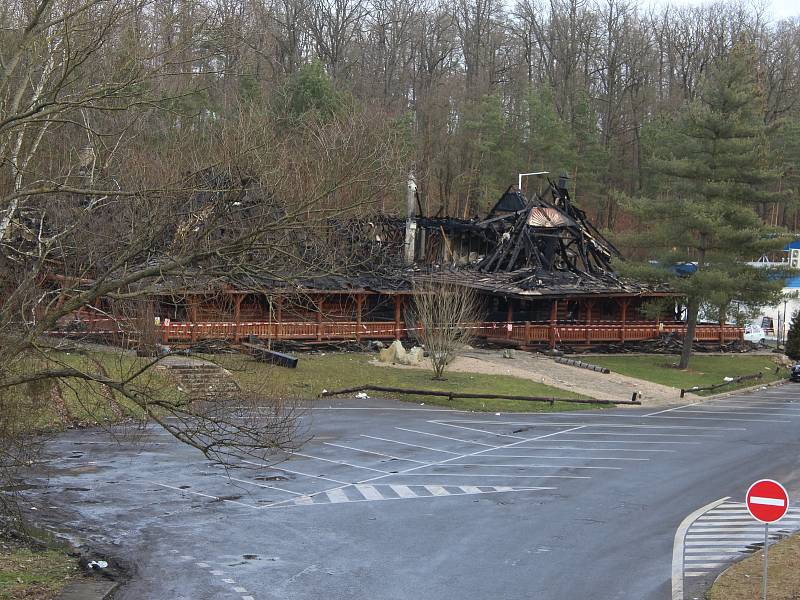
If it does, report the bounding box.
[645,0,798,21]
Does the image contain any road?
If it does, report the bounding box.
[19,383,800,600]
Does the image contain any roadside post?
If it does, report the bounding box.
[745,479,790,600]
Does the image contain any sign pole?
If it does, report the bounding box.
[762,522,769,600]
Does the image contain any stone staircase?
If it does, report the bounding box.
[159,357,241,402]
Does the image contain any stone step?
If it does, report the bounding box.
[162,362,241,401]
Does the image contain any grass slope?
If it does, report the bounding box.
[586,354,785,395]
[215,352,602,412]
[0,540,79,600]
[707,532,800,599]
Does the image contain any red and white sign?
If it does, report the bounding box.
[746,479,789,523]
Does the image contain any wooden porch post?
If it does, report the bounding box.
[620,298,629,344]
[275,296,283,340]
[189,296,198,343]
[585,300,593,345]
[549,299,558,349]
[316,296,325,341]
[356,294,364,342]
[233,294,244,343]
[394,295,402,340]
[506,299,514,339]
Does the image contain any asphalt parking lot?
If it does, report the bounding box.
[20,385,800,600]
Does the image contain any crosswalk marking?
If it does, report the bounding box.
[356,485,383,500]
[325,489,349,503]
[391,485,417,498]
[682,500,800,582]
[277,484,549,508]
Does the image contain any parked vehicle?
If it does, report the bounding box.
[790,364,800,382]
[744,324,767,345]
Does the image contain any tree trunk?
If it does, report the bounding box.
[678,297,700,369]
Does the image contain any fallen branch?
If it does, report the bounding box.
[319,385,641,405]
[680,372,763,398]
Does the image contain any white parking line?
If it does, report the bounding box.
[562,432,715,438]
[652,415,790,423]
[151,482,259,509]
[291,451,389,474]
[445,462,621,470]
[226,476,304,496]
[360,434,460,455]
[696,404,800,411]
[474,454,649,461]
[510,442,679,450]
[670,409,800,417]
[283,424,592,507]
[324,442,426,464]
[435,419,744,431]
[240,461,351,486]
[390,473,591,479]
[434,421,526,441]
[394,427,495,447]
[526,439,699,445]
[492,445,674,453]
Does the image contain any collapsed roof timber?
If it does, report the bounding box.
[396,179,666,299]
[131,176,668,300]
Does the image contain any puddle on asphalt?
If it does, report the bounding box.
[1,482,39,492]
[67,465,101,474]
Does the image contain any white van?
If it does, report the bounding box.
[744,323,766,345]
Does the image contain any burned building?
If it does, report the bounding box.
[59,177,742,349]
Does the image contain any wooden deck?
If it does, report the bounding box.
[57,317,744,348]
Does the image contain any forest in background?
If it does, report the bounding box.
[2,0,800,232]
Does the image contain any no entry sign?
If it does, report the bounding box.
[746,479,789,523]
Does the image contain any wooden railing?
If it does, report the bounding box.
[49,316,743,347]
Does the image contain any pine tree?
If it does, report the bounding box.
[785,310,800,361]
[627,44,787,369]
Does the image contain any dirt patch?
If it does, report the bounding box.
[371,349,690,407]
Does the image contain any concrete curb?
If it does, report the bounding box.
[56,580,118,599]
[698,376,788,401]
[671,497,729,600]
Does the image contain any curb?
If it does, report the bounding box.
[671,497,729,600]
[56,580,118,599]
[697,376,788,402]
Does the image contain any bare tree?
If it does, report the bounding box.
[408,278,484,379]
[0,0,407,525]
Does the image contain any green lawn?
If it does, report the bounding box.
[213,352,603,412]
[6,349,182,430]
[0,540,79,600]
[587,354,786,395]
